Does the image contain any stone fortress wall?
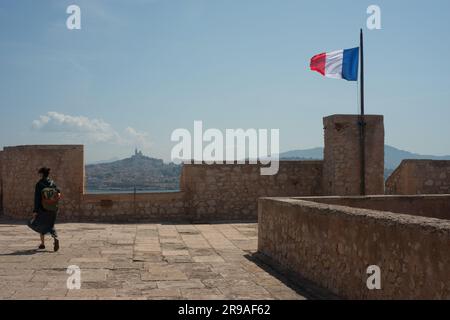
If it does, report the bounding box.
[323,115,384,195]
[79,192,187,222]
[1,114,449,299]
[253,115,450,299]
[181,161,323,221]
[0,147,324,222]
[300,194,450,220]
[0,149,327,222]
[258,196,450,299]
[0,114,386,221]
[386,159,450,195]
[0,114,448,222]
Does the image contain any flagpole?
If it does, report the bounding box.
[359,28,366,195]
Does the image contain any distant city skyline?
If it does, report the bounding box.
[1,0,450,162]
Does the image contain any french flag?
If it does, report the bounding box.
[310,47,359,81]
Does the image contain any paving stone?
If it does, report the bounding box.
[0,221,311,300]
[142,288,181,298]
[66,288,117,298]
[141,264,188,281]
[162,250,190,256]
[193,255,225,263]
[181,288,225,300]
[13,288,68,299]
[157,280,205,289]
[163,256,193,263]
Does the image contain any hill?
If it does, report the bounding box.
[280,145,450,168]
[85,152,181,192]
[279,145,450,179]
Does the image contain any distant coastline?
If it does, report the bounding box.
[85,149,181,192]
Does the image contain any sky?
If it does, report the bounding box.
[1,0,449,163]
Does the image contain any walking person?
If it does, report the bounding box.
[28,167,61,252]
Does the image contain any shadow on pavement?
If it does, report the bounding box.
[0,249,43,256]
[245,252,341,300]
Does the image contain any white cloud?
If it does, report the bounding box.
[32,112,118,142]
[32,112,151,151]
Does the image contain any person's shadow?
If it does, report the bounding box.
[0,249,44,256]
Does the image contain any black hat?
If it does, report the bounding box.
[38,167,50,177]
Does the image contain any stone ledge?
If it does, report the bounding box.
[3,145,83,151]
[259,197,450,230]
[258,196,450,299]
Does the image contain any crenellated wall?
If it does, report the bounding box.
[0,114,388,222]
[0,145,323,221]
[386,160,450,195]
[73,161,323,222]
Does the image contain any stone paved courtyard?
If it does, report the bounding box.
[0,219,323,300]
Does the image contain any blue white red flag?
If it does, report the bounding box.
[310,48,359,81]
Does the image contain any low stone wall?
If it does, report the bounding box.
[0,145,84,219]
[182,161,323,220]
[386,160,450,195]
[258,197,450,299]
[296,195,450,220]
[79,160,324,222]
[77,192,187,222]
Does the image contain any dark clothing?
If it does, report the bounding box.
[28,211,58,237]
[34,178,59,213]
[28,178,60,237]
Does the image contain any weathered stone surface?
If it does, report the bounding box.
[386,160,450,195]
[323,115,385,196]
[0,220,309,300]
[182,161,324,220]
[0,145,84,220]
[299,194,450,220]
[0,144,323,222]
[0,115,386,222]
[258,197,450,299]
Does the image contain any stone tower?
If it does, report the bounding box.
[323,114,384,196]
